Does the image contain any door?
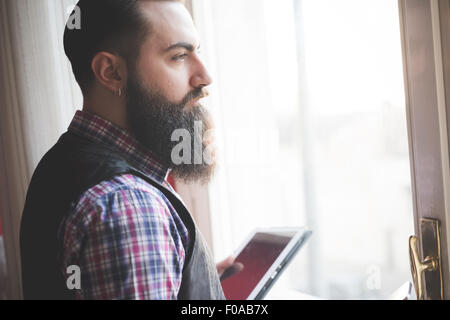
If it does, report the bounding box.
[399,0,450,299]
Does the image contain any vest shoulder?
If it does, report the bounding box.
[32,133,128,176]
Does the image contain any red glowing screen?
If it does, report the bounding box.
[221,232,295,300]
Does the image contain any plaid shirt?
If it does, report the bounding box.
[58,110,189,300]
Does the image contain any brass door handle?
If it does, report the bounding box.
[409,236,438,300]
[409,218,444,300]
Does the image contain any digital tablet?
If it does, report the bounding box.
[220,227,312,300]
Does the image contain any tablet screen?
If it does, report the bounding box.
[221,231,296,300]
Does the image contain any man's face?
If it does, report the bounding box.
[136,1,212,106]
[125,1,216,183]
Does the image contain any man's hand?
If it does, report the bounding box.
[216,256,244,281]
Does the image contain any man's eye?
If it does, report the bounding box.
[173,53,188,61]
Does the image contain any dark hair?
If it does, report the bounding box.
[63,0,149,94]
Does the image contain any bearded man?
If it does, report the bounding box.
[20,0,236,300]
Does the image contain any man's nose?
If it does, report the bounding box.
[190,58,213,88]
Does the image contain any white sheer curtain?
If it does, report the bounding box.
[191,0,311,292]
[192,0,414,299]
[191,0,310,298]
[0,0,82,299]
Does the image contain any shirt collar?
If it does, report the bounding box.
[68,110,169,184]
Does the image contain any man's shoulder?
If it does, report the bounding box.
[79,173,170,209]
[61,173,176,234]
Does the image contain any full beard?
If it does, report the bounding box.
[125,70,216,184]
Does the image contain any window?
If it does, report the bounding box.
[193,0,414,299]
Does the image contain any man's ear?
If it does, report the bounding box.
[91,52,128,94]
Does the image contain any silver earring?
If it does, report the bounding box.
[118,88,122,97]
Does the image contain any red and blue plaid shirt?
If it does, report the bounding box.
[58,110,189,300]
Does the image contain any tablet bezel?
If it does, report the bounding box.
[226,227,312,300]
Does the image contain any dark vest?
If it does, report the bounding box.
[20,131,225,300]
